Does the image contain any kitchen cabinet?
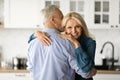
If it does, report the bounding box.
[61,0,120,29]
[43,0,69,15]
[43,0,88,20]
[93,74,120,80]
[0,0,4,26]
[4,0,82,28]
[68,0,120,29]
[86,0,120,29]
[4,0,42,28]
[0,73,32,80]
[4,0,120,29]
[43,0,91,28]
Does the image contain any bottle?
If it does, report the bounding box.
[12,57,18,70]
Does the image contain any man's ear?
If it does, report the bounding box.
[50,16,56,24]
[50,16,54,21]
[51,16,55,21]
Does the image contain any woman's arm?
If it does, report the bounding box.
[59,34,96,73]
[28,33,36,43]
[34,31,51,46]
[76,39,96,73]
[28,31,51,46]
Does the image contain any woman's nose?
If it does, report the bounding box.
[72,28,76,32]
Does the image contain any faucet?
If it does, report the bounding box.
[100,41,118,70]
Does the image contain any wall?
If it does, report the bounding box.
[89,29,120,65]
[0,28,120,66]
[0,28,36,64]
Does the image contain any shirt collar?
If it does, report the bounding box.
[42,28,60,34]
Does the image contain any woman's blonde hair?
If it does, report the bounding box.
[62,12,92,38]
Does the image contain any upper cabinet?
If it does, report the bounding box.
[63,0,120,29]
[48,0,120,29]
[87,0,120,29]
[3,0,120,29]
[0,0,4,28]
[4,0,43,28]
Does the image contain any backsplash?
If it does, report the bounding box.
[0,28,120,66]
[89,29,120,65]
[0,28,37,64]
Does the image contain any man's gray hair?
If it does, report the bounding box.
[40,5,59,23]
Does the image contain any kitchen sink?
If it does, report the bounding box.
[95,65,120,71]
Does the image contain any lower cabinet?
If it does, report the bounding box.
[93,74,120,80]
[0,73,32,80]
[1,72,120,80]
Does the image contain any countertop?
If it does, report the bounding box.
[96,70,120,74]
[0,68,120,74]
[0,24,4,29]
[0,68,29,73]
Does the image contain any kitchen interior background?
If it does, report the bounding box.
[0,0,120,68]
[0,28,120,66]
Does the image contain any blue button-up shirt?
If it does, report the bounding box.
[27,28,92,80]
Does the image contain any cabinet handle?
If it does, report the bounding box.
[111,25,114,28]
[15,74,26,77]
[36,25,40,27]
[115,25,118,28]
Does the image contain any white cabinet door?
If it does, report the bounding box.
[67,0,120,29]
[110,0,120,29]
[68,0,120,29]
[87,0,120,29]
[93,74,120,80]
[67,0,89,26]
[14,73,32,80]
[0,73,14,80]
[0,73,32,80]
[4,0,42,28]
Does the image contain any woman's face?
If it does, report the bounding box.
[65,19,82,39]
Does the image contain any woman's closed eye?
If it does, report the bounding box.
[67,26,72,29]
[75,25,82,28]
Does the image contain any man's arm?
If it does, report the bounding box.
[27,39,42,78]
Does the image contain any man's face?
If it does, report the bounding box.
[53,9,63,31]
